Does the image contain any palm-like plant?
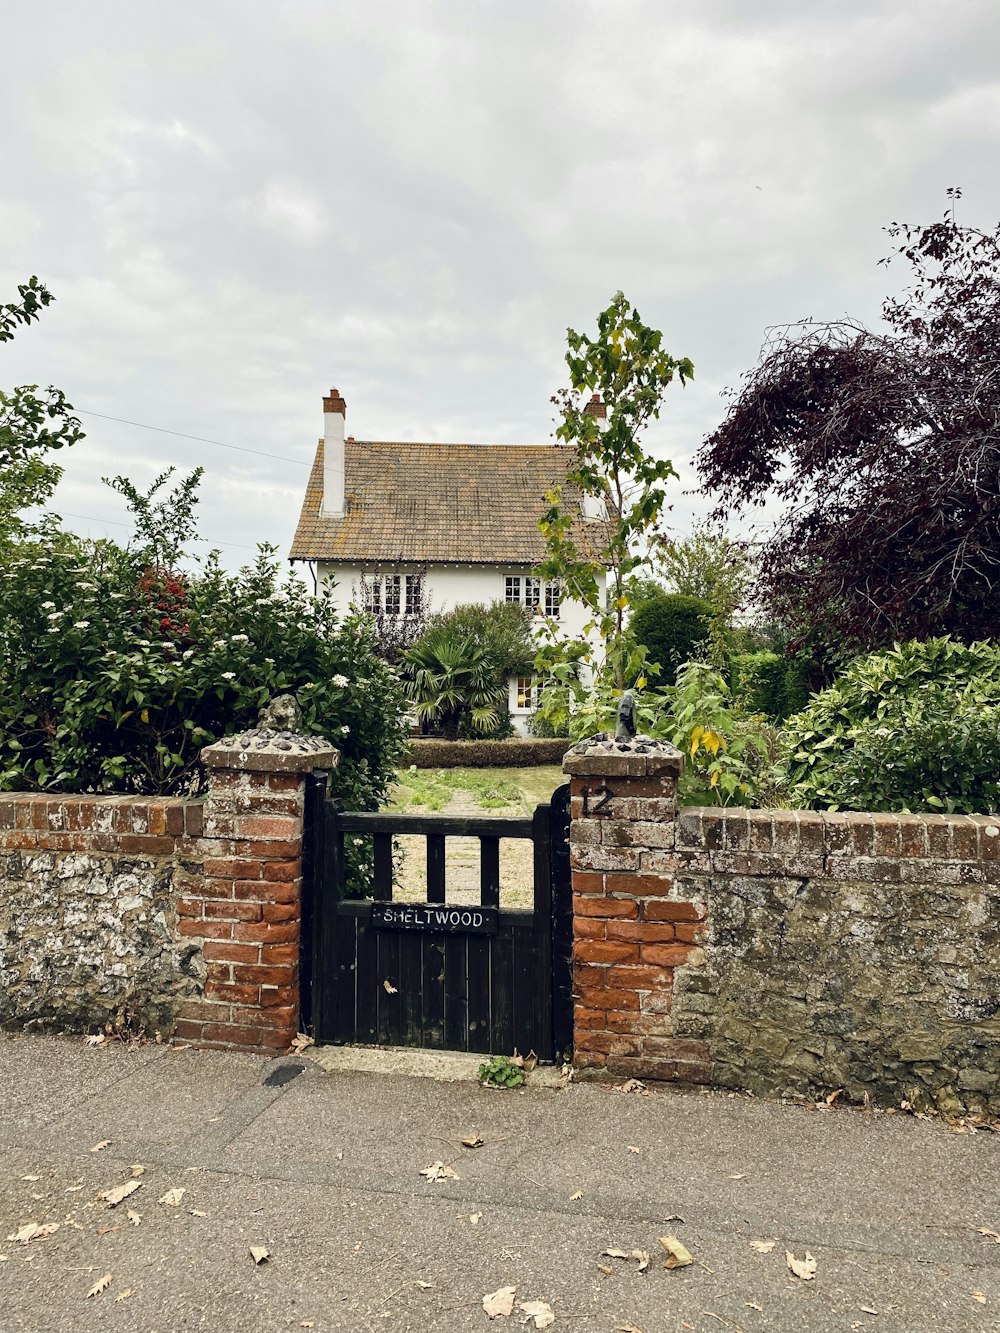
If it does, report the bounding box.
[403,630,507,740]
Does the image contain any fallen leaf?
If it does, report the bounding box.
[603,1247,631,1260]
[157,1187,186,1207]
[415,1280,434,1289]
[96,1224,120,1236]
[977,1227,1000,1245]
[569,1190,584,1201]
[786,1250,817,1281]
[288,1032,314,1054]
[131,1164,145,1178]
[596,1264,614,1275]
[65,1184,84,1193]
[84,1034,106,1047]
[729,1173,746,1180]
[90,1140,111,1154]
[115,1289,134,1302]
[746,1303,763,1312]
[972,1291,987,1304]
[19,1174,39,1182]
[87,1273,112,1298]
[664,1213,685,1223]
[518,1299,554,1328]
[750,1239,777,1254]
[632,1249,650,1272]
[469,1213,481,1227]
[461,1134,484,1149]
[483,1285,516,1319]
[660,1235,694,1270]
[419,1161,458,1182]
[99,1180,141,1208]
[627,1145,641,1154]
[7,1222,59,1244]
[522,1052,539,1073]
[190,1209,208,1217]
[250,1245,270,1265]
[126,1210,141,1227]
[383,980,398,994]
[301,1323,316,1329]
[613,1078,649,1095]
[826,1088,843,1105]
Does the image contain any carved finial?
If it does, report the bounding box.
[257,694,302,733]
[615,690,637,742]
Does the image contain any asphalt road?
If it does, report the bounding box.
[0,1033,997,1333]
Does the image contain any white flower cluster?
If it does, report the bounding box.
[331,674,349,688]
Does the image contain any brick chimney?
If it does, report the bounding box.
[321,388,346,517]
[583,392,607,421]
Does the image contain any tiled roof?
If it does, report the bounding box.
[289,440,606,565]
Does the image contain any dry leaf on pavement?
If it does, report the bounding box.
[288,1033,314,1054]
[626,1145,641,1154]
[469,1213,481,1226]
[972,1291,987,1304]
[660,1235,694,1270]
[86,1274,112,1298]
[419,1161,458,1182]
[7,1222,59,1244]
[84,1034,107,1047]
[483,1285,516,1319]
[786,1250,817,1281]
[249,1245,270,1265]
[596,1264,614,1275]
[518,1299,555,1328]
[115,1289,134,1302]
[90,1140,111,1153]
[977,1227,1000,1245]
[415,1280,434,1289]
[126,1210,141,1227]
[158,1187,186,1207]
[19,1175,39,1182]
[131,1164,145,1177]
[569,1190,583,1201]
[99,1180,141,1208]
[603,1247,631,1260]
[750,1239,776,1254]
[613,1079,649,1095]
[461,1135,484,1149]
[632,1250,650,1273]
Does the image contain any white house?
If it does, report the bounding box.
[289,388,608,734]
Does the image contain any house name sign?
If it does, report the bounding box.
[371,902,498,935]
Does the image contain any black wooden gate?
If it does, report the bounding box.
[301,777,572,1062]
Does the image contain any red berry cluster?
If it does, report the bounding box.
[137,566,191,640]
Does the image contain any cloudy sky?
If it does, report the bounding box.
[3,0,999,566]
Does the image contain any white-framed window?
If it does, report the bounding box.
[362,578,381,614]
[515,676,540,710]
[405,574,423,616]
[504,573,560,620]
[384,574,401,616]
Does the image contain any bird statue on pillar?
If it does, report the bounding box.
[615,690,637,742]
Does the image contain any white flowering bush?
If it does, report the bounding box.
[0,537,406,806]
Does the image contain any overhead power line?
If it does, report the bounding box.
[58,510,272,555]
[76,409,313,469]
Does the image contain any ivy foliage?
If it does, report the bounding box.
[783,637,1000,813]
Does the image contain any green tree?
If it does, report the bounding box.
[1,277,83,543]
[656,523,750,620]
[535,291,693,712]
[631,592,714,683]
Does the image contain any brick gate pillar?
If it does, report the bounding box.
[173,728,338,1055]
[563,735,710,1083]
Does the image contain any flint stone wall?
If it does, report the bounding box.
[0,797,203,1034]
[566,739,1000,1118]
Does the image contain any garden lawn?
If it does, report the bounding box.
[386,764,566,908]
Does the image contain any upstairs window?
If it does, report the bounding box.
[405,574,423,616]
[504,575,521,604]
[505,573,560,620]
[384,575,401,616]
[544,580,562,618]
[362,578,381,615]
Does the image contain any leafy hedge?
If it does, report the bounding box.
[784,637,1000,813]
[631,593,714,683]
[0,540,406,811]
[730,649,810,720]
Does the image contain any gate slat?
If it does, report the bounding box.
[479,836,500,909]
[398,931,424,1046]
[466,934,491,1054]
[373,833,393,901]
[490,920,514,1055]
[443,932,469,1050]
[376,926,402,1045]
[426,835,446,903]
[354,913,379,1043]
[421,937,446,1047]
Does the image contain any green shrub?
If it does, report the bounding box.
[0,539,406,810]
[730,650,811,720]
[631,593,714,683]
[784,637,1000,813]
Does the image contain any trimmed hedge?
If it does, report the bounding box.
[730,649,811,720]
[631,592,714,683]
[404,738,571,769]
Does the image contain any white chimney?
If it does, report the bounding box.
[581,393,606,519]
[321,387,347,516]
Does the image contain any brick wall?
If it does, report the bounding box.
[0,731,337,1056]
[565,741,1000,1118]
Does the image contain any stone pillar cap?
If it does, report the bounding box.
[202,728,340,774]
[562,733,683,778]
